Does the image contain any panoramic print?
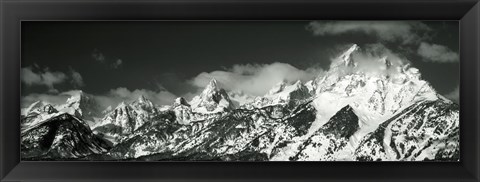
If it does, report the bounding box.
[20,21,460,161]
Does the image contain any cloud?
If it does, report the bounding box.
[91,49,106,63]
[112,59,123,69]
[21,67,68,93]
[444,86,459,103]
[69,69,85,88]
[307,21,431,45]
[417,42,459,63]
[21,67,43,85]
[91,49,124,69]
[351,43,409,70]
[307,21,459,64]
[188,62,324,96]
[22,66,86,93]
[326,43,411,80]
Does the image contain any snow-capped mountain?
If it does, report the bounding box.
[21,91,105,132]
[228,90,256,107]
[57,91,104,126]
[171,96,232,125]
[21,102,63,133]
[91,95,170,145]
[21,101,51,116]
[247,80,312,110]
[20,44,460,161]
[189,79,235,113]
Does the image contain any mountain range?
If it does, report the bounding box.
[20,44,460,161]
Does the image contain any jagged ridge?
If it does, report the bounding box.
[20,44,460,161]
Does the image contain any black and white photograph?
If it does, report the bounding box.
[20,21,460,161]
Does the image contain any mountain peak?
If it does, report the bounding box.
[379,56,392,69]
[174,97,190,107]
[209,78,218,85]
[204,78,219,92]
[132,95,155,111]
[199,78,224,98]
[190,78,235,113]
[339,44,360,67]
[137,95,148,103]
[66,90,87,104]
[267,81,287,95]
[117,101,128,108]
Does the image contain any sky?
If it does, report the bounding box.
[21,21,460,107]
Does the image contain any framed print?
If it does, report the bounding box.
[18,20,461,162]
[1,0,479,181]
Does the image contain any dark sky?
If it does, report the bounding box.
[21,21,459,101]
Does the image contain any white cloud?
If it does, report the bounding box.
[322,43,412,81]
[70,69,85,87]
[188,62,324,96]
[351,43,409,71]
[307,21,459,64]
[307,21,431,44]
[186,45,406,98]
[417,42,459,63]
[22,66,86,92]
[444,86,459,103]
[21,67,68,92]
[21,67,42,85]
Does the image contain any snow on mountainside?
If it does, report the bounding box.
[228,90,256,107]
[21,113,110,160]
[21,102,63,133]
[20,44,460,161]
[21,91,105,132]
[91,95,170,145]
[307,44,441,147]
[289,105,360,161]
[246,80,312,110]
[22,101,49,116]
[354,99,459,161]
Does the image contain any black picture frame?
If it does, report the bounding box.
[1,0,479,181]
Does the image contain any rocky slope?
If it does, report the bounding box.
[21,113,110,160]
